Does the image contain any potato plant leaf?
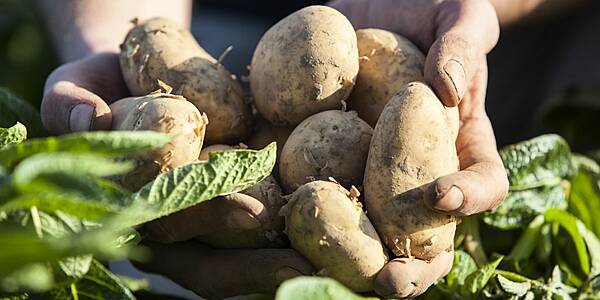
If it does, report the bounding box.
[125,143,276,227]
[0,131,171,168]
[274,277,374,300]
[0,88,45,137]
[569,156,600,237]
[0,122,26,149]
[577,221,600,277]
[461,256,503,295]
[545,209,590,275]
[42,260,135,300]
[437,250,478,292]
[484,134,573,229]
[497,274,532,297]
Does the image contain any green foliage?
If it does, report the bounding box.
[0,116,276,296]
[275,277,375,300]
[484,134,573,229]
[0,122,26,149]
[0,88,45,137]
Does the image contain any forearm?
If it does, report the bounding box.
[490,0,585,26]
[37,0,192,63]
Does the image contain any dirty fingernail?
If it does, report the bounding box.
[226,210,260,230]
[275,267,303,283]
[443,59,466,103]
[69,104,94,132]
[434,186,464,212]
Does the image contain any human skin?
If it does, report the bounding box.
[36,1,314,299]
[38,0,569,297]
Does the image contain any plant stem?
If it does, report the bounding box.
[462,216,488,266]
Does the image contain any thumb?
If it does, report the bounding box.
[425,0,499,106]
[41,81,112,134]
[41,53,128,134]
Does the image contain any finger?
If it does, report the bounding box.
[136,241,315,299]
[425,116,509,215]
[425,0,499,106]
[425,56,508,216]
[374,250,454,298]
[41,53,128,134]
[141,193,269,243]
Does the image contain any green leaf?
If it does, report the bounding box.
[440,250,478,291]
[484,184,567,229]
[1,193,120,221]
[275,277,374,300]
[501,134,573,190]
[569,157,600,237]
[485,134,573,229]
[125,143,276,227]
[545,209,590,275]
[508,215,545,261]
[43,260,135,300]
[0,131,170,168]
[0,88,45,138]
[461,256,503,296]
[56,256,93,281]
[497,274,532,297]
[11,153,132,189]
[0,122,26,149]
[578,275,600,300]
[577,221,600,277]
[1,263,54,293]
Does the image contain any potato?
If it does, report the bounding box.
[249,6,359,126]
[281,180,388,291]
[279,110,372,194]
[195,145,287,248]
[120,17,252,144]
[110,92,207,190]
[364,82,459,260]
[348,29,425,127]
[247,118,293,180]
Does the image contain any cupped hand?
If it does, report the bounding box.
[329,0,508,217]
[329,0,509,297]
[41,52,129,134]
[137,196,314,299]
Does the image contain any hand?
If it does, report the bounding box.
[41,52,128,134]
[136,195,314,299]
[328,0,509,297]
[329,0,508,216]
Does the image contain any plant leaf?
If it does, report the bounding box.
[440,250,478,292]
[569,156,600,237]
[508,215,545,261]
[497,274,532,296]
[577,221,600,277]
[124,143,276,227]
[0,88,45,137]
[485,134,573,229]
[0,122,26,149]
[545,209,590,275]
[461,256,503,296]
[0,131,170,168]
[275,277,374,300]
[44,260,135,300]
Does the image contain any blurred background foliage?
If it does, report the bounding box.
[0,0,56,109]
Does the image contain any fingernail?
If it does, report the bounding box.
[226,210,261,230]
[275,267,303,283]
[443,60,466,103]
[434,186,464,212]
[69,104,94,132]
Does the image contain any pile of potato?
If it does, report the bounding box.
[112,5,459,298]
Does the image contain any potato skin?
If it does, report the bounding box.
[195,146,287,248]
[348,29,425,127]
[364,82,459,260]
[281,180,388,292]
[249,6,359,126]
[120,17,252,144]
[279,110,372,194]
[110,93,207,190]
